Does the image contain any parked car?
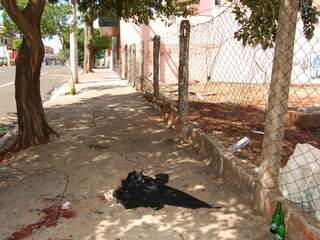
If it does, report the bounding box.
[0,57,8,66]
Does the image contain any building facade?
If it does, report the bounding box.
[0,24,18,65]
[44,45,57,65]
[101,0,320,86]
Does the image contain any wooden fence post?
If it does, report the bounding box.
[178,20,191,122]
[124,44,128,79]
[132,44,137,88]
[128,45,132,84]
[153,35,160,100]
[140,41,145,92]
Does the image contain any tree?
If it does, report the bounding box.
[69,0,78,83]
[41,3,72,50]
[231,0,319,49]
[78,0,100,73]
[2,1,71,50]
[0,0,197,149]
[0,0,58,149]
[230,0,319,191]
[2,10,20,36]
[78,0,198,73]
[68,27,111,65]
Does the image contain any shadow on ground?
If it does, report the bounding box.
[0,80,273,240]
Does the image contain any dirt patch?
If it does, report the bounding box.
[188,101,320,167]
[160,82,320,109]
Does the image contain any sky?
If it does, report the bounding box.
[0,10,99,55]
[43,37,62,54]
[0,9,61,53]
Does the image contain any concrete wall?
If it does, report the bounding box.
[119,1,320,88]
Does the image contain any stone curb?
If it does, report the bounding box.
[43,82,69,107]
[0,126,17,153]
[0,81,70,153]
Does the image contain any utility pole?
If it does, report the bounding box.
[70,0,78,83]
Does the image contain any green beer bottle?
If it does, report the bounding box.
[276,211,285,240]
[270,201,282,234]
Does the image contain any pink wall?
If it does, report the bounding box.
[198,0,213,15]
[119,0,214,83]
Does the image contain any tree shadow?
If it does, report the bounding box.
[0,88,273,239]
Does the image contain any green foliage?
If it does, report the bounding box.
[0,126,9,132]
[65,27,111,63]
[69,83,77,95]
[1,1,71,47]
[78,0,199,25]
[2,10,19,35]
[13,39,22,50]
[41,2,72,42]
[231,0,320,49]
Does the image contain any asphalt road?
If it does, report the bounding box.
[0,65,69,118]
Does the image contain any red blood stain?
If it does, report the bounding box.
[5,203,76,240]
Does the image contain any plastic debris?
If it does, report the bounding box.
[113,171,222,210]
[227,137,251,153]
[98,190,115,203]
[0,166,7,172]
[251,130,264,135]
[61,201,71,210]
[297,107,311,113]
[279,144,320,220]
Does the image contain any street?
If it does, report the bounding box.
[0,64,69,118]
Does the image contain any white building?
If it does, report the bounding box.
[0,24,17,63]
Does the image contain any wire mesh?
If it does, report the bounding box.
[124,2,320,220]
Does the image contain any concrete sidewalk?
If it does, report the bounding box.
[0,69,273,239]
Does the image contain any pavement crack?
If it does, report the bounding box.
[117,151,141,168]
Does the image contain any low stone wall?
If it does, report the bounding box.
[286,110,320,129]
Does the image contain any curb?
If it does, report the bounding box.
[43,82,69,107]
[0,126,17,153]
[0,81,70,153]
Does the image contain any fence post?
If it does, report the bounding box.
[153,35,160,100]
[178,20,191,123]
[128,45,132,84]
[124,44,128,79]
[259,0,299,191]
[132,44,137,88]
[140,40,145,92]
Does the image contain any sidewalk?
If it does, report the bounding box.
[0,69,273,239]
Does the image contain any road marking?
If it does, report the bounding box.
[0,82,14,88]
[41,72,48,76]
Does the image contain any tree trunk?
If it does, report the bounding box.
[259,0,299,189]
[15,37,49,148]
[178,20,190,123]
[1,0,51,149]
[153,35,160,100]
[70,0,78,83]
[92,48,96,67]
[83,21,94,73]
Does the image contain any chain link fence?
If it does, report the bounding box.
[124,3,320,221]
